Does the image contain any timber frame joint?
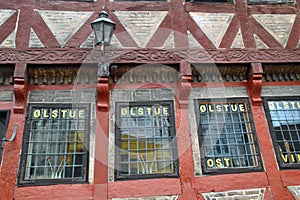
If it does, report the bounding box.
[13,63,28,114]
[177,60,192,109]
[247,63,263,106]
[97,77,110,112]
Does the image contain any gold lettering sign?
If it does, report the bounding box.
[206,158,231,168]
[281,153,300,163]
[199,102,246,113]
[120,106,169,116]
[33,108,85,119]
[268,101,300,110]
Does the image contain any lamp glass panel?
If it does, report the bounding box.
[92,22,104,44]
[103,23,115,44]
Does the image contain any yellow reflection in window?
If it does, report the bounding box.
[68,131,84,153]
[121,138,173,174]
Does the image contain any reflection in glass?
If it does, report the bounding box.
[198,101,260,170]
[268,101,300,164]
[117,104,176,177]
[25,107,87,180]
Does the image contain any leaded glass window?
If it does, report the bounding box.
[113,0,167,1]
[0,111,10,163]
[248,0,295,4]
[195,99,262,174]
[186,0,233,3]
[115,101,179,180]
[52,0,94,1]
[18,104,89,185]
[264,98,300,169]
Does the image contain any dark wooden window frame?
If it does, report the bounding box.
[114,100,179,181]
[113,0,167,1]
[51,0,94,2]
[18,103,90,186]
[247,0,295,5]
[263,97,300,169]
[194,98,263,175]
[185,0,233,3]
[0,110,10,163]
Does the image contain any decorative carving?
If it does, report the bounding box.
[97,77,109,112]
[28,65,97,85]
[0,49,90,63]
[263,64,300,82]
[1,49,300,64]
[110,49,184,63]
[109,64,179,84]
[247,63,263,106]
[192,64,248,82]
[13,78,28,114]
[174,49,300,63]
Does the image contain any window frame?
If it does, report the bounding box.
[263,97,300,169]
[114,100,179,180]
[194,98,263,175]
[18,103,90,186]
[51,0,94,2]
[0,110,10,163]
[185,0,234,3]
[247,0,295,5]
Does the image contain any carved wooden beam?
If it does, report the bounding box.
[177,60,192,109]
[1,48,300,64]
[97,77,109,112]
[247,63,263,106]
[13,63,28,114]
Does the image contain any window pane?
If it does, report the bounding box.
[116,102,178,179]
[22,105,89,183]
[197,100,261,173]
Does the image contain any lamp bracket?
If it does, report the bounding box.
[98,63,110,77]
[1,124,18,149]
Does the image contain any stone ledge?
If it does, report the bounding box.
[202,188,265,200]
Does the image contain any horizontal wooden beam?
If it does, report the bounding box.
[0,48,300,64]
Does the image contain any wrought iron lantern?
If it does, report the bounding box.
[91,7,116,77]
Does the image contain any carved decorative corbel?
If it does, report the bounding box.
[177,60,192,109]
[97,77,109,112]
[13,63,28,114]
[247,63,263,106]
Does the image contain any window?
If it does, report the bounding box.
[115,101,179,180]
[186,0,233,3]
[195,99,262,174]
[0,111,10,163]
[51,0,94,1]
[18,104,90,185]
[113,0,167,1]
[264,98,300,169]
[248,0,295,4]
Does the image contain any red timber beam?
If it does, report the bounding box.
[0,48,300,64]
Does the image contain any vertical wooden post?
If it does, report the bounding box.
[93,77,110,199]
[176,61,198,200]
